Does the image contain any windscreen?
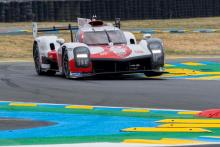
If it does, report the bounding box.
[83,30,127,45]
[83,31,109,45]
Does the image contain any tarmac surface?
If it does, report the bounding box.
[0,58,220,110]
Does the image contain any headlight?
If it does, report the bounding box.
[74,47,90,68]
[146,38,164,69]
[148,42,164,67]
[149,43,162,54]
[152,50,162,54]
[76,54,88,58]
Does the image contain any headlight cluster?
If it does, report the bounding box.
[149,42,163,54]
[74,47,90,68]
[148,41,164,68]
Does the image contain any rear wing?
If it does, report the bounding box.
[32,17,120,41]
[32,22,78,42]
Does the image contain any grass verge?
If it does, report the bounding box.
[1,17,220,60]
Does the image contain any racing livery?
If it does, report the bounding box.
[33,18,165,79]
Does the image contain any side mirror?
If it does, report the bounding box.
[130,39,135,44]
[56,38,65,45]
[143,34,152,40]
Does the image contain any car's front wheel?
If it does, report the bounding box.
[62,50,70,79]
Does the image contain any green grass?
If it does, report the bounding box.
[121,17,220,29]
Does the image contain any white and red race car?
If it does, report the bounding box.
[32,18,165,79]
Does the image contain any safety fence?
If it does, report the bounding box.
[0,0,220,22]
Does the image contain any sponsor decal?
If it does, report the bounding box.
[90,45,132,59]
[134,50,145,54]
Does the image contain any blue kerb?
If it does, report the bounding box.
[0,102,10,106]
[38,104,67,108]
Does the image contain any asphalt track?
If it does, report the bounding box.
[0,58,220,111]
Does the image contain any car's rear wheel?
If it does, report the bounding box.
[144,71,163,77]
[33,43,45,75]
[62,50,70,79]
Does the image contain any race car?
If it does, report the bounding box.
[32,18,165,79]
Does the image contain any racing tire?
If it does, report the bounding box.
[33,43,45,75]
[144,71,163,77]
[62,50,70,79]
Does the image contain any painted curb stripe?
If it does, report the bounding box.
[9,103,37,107]
[0,102,10,106]
[123,138,205,145]
[121,127,211,132]
[165,68,202,75]
[0,101,219,146]
[157,119,220,124]
[178,111,200,115]
[38,104,68,108]
[165,64,175,67]
[122,109,149,113]
[0,101,188,112]
[94,107,122,111]
[65,105,93,110]
[200,61,220,65]
[200,136,220,139]
[181,62,205,66]
[158,124,220,128]
[198,136,220,142]
[163,61,220,81]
